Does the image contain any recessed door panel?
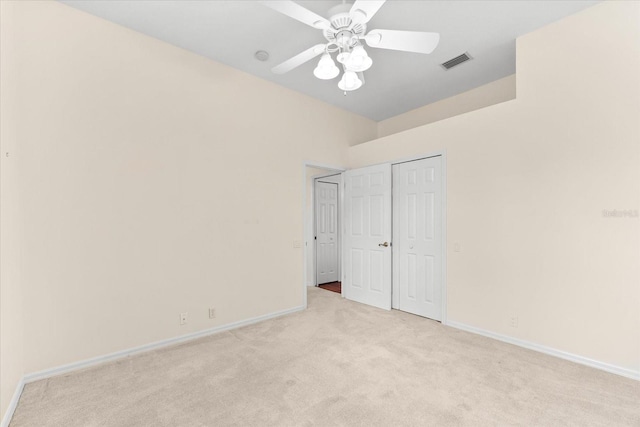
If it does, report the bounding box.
[407,193,417,239]
[424,255,435,303]
[370,250,384,292]
[424,192,435,240]
[407,253,417,299]
[369,195,384,237]
[351,196,363,236]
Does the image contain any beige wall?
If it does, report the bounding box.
[0,1,25,418]
[377,74,516,139]
[349,1,640,373]
[2,0,376,384]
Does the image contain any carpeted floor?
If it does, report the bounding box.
[10,288,640,426]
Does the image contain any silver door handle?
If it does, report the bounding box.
[378,242,389,247]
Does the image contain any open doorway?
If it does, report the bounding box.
[304,165,344,300]
[315,175,341,294]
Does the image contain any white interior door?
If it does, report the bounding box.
[315,181,339,284]
[392,156,443,320]
[344,164,392,310]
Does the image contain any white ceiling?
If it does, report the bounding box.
[60,0,599,121]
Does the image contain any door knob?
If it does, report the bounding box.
[378,242,389,247]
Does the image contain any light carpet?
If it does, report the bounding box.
[10,288,640,426]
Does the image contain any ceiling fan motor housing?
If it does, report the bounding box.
[335,30,357,48]
[323,3,366,46]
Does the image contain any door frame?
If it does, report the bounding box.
[313,178,341,286]
[302,162,346,309]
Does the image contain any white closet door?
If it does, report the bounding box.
[393,156,443,320]
[316,181,339,284]
[344,164,392,310]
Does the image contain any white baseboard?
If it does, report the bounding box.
[24,305,304,384]
[1,377,25,427]
[446,320,639,381]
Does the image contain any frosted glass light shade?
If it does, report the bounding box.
[345,45,372,72]
[313,54,340,80]
[338,71,362,91]
[336,51,351,64]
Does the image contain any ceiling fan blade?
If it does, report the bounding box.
[350,0,386,24]
[365,29,440,54]
[259,1,330,30]
[272,44,326,74]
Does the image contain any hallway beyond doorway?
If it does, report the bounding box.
[318,281,341,294]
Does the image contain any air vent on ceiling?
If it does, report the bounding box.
[441,52,472,70]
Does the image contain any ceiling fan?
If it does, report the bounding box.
[260,0,440,92]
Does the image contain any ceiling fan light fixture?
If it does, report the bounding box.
[345,45,372,71]
[313,54,340,80]
[338,70,362,91]
[262,0,440,93]
[336,50,351,64]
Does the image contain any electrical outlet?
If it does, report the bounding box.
[509,316,518,328]
[208,308,216,319]
[180,312,188,325]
